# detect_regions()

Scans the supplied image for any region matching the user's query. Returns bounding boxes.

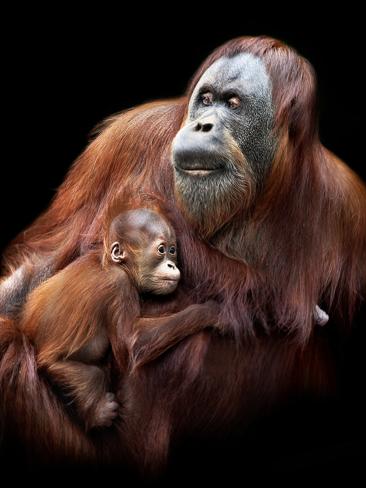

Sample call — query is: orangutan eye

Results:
[168,246,176,255]
[227,96,241,109]
[157,244,166,255]
[201,92,213,106]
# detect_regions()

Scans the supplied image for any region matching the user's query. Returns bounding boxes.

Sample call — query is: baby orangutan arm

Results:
[129,300,220,369]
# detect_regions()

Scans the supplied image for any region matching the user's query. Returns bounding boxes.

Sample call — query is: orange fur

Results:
[0,36,365,474]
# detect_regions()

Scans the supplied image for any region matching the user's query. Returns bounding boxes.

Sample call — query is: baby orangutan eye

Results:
[157,244,166,255]
[169,246,176,255]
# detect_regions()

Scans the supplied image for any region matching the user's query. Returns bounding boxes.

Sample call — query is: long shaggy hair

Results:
[1,36,365,471]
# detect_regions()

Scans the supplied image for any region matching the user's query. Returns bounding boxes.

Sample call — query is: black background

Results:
[1,6,365,483]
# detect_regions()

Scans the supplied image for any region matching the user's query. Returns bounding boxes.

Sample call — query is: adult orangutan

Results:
[0,36,365,479]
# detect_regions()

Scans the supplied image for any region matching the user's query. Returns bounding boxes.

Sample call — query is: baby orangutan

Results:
[20,209,220,430]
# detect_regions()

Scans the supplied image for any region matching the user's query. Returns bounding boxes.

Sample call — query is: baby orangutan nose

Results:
[165,261,180,280]
[156,259,180,295]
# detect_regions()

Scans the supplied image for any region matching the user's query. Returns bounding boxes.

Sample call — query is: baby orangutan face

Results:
[110,209,181,295]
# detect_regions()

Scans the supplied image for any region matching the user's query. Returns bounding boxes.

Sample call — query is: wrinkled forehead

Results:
[143,220,176,242]
[121,210,176,243]
[191,52,272,99]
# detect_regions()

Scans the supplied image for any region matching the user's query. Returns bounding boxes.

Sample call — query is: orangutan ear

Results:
[110,242,126,263]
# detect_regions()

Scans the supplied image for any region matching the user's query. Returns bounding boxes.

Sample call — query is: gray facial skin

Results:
[171,53,275,235]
